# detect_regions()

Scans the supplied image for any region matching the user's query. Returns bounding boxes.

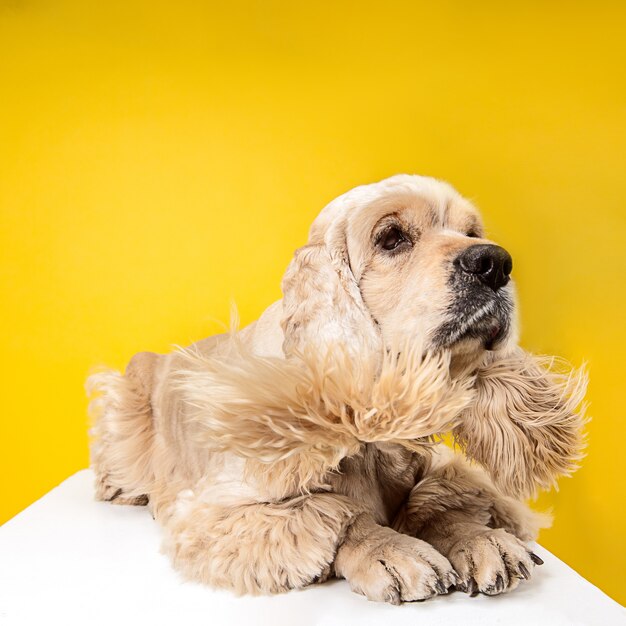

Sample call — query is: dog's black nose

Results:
[456,244,513,291]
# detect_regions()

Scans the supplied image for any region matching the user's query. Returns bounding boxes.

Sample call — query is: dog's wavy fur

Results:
[87,174,587,603]
[170,338,476,496]
[453,350,587,498]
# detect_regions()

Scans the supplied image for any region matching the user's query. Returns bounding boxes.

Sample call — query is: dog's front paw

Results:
[338,526,458,604]
[448,528,543,596]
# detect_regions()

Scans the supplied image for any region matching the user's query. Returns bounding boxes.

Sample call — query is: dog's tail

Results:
[86,352,158,505]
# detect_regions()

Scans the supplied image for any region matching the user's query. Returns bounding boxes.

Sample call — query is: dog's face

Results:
[346,179,516,360]
[284,175,517,364]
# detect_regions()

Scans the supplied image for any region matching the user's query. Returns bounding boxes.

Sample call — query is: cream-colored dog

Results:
[87,175,586,603]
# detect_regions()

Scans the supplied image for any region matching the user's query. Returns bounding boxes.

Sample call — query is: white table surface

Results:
[0,470,623,626]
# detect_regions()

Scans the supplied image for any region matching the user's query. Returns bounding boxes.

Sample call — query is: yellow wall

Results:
[1,0,625,605]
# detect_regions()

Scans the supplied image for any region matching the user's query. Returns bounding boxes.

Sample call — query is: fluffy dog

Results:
[87,174,587,603]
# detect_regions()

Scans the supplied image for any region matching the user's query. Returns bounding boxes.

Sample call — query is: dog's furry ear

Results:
[453,348,588,499]
[280,220,381,358]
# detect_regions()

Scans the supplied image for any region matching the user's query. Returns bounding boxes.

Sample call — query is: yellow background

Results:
[1,0,625,605]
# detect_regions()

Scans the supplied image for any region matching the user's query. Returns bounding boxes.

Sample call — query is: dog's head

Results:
[281,174,586,498]
[282,174,516,365]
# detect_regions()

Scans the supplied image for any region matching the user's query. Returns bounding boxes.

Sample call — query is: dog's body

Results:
[88,175,586,603]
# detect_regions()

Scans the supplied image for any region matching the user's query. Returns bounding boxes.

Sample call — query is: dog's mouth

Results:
[431,291,513,352]
[480,315,507,351]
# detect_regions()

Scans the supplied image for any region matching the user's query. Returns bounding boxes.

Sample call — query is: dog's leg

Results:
[393,446,549,596]
[160,486,457,602]
[161,489,361,595]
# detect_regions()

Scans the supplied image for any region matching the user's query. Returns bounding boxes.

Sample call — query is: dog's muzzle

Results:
[431,244,515,351]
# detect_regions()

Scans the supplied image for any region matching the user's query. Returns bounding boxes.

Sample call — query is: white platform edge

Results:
[1,470,624,626]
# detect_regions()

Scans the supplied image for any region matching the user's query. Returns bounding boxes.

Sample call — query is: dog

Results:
[87,174,587,603]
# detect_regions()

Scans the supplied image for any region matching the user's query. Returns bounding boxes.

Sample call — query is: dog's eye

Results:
[378,226,408,251]
[466,229,480,238]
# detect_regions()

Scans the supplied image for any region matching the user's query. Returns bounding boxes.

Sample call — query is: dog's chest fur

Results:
[329,443,427,525]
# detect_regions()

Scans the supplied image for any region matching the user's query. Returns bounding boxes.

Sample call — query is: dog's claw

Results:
[385,587,402,605]
[518,562,530,580]
[468,578,479,597]
[495,573,505,593]
[106,488,123,502]
[435,580,448,594]
[530,552,544,566]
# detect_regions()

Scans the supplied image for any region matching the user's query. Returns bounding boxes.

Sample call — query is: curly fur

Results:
[453,350,588,498]
[162,490,362,594]
[169,338,476,495]
[87,174,586,603]
[87,361,155,505]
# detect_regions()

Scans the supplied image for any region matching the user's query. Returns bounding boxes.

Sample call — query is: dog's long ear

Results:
[453,348,588,499]
[280,219,381,358]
